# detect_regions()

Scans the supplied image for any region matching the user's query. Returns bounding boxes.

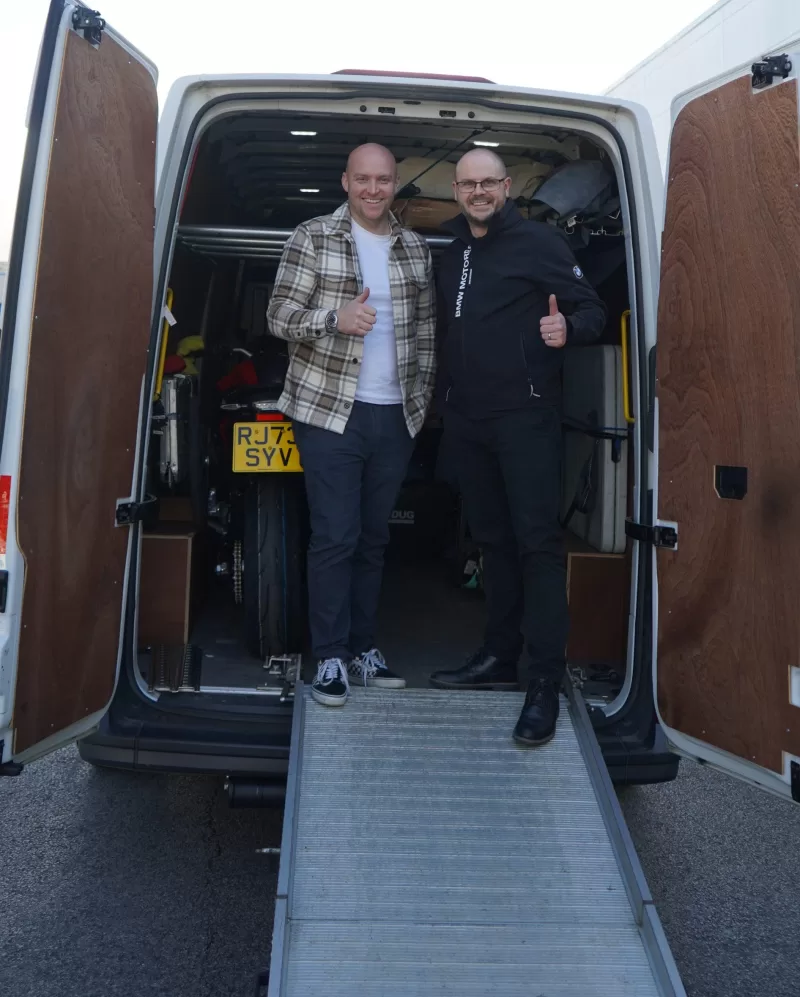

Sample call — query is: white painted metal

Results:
[607,0,800,165]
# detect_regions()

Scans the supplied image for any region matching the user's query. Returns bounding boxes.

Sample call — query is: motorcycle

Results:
[211,341,308,660]
[154,336,307,661]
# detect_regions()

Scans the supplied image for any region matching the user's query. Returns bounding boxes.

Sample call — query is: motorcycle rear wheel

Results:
[242,475,306,660]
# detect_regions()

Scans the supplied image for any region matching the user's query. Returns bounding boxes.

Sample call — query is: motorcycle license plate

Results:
[232,422,303,473]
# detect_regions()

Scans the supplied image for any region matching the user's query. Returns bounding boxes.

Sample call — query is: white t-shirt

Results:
[350,220,403,405]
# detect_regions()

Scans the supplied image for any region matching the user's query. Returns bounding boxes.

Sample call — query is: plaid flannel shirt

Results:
[267,202,436,436]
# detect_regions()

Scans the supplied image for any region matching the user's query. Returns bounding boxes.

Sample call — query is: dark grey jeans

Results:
[292,402,415,661]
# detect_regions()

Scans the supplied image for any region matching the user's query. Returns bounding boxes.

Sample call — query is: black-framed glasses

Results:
[454,177,507,193]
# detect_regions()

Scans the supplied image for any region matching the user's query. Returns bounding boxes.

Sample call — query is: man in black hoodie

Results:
[429,148,607,746]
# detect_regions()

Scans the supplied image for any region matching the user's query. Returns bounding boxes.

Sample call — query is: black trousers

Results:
[444,404,569,684]
[292,403,415,662]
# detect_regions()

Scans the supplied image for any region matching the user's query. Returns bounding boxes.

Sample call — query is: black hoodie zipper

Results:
[520,329,541,399]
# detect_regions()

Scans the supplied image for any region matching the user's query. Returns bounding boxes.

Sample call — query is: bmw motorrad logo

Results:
[573,265,584,279]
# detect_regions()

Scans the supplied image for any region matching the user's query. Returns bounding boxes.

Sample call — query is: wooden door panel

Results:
[13,28,156,753]
[656,75,800,772]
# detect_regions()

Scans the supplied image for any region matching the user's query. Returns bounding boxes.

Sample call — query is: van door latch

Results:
[751,54,791,90]
[72,8,106,45]
[115,495,159,527]
[625,519,678,550]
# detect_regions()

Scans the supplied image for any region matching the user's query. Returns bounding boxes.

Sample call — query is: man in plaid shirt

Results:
[268,143,436,707]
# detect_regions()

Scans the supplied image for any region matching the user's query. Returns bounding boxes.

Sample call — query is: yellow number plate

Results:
[232,422,303,473]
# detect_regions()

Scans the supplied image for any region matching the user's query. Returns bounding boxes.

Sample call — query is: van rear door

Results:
[654,52,800,802]
[0,1,157,767]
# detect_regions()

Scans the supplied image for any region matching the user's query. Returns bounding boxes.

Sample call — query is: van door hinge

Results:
[72,7,106,45]
[751,54,791,90]
[115,495,158,527]
[625,519,678,550]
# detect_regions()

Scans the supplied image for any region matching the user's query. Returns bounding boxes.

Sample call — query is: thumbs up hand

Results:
[336,287,377,336]
[540,294,567,348]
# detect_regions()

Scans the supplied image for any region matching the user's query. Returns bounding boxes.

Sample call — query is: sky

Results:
[0,0,718,262]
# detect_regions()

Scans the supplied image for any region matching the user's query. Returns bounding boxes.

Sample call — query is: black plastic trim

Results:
[78,733,678,784]
[78,698,679,784]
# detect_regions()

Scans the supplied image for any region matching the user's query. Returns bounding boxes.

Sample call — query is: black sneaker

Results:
[512,679,560,746]
[348,648,406,689]
[311,658,350,707]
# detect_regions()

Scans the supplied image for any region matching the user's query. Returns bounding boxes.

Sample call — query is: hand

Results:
[540,294,567,349]
[336,288,377,337]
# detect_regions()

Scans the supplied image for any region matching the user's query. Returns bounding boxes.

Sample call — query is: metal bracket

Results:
[752,54,792,90]
[260,653,301,700]
[791,761,800,804]
[115,494,159,527]
[625,519,678,550]
[72,7,106,45]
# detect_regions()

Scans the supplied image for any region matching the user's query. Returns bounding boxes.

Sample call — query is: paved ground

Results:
[0,749,282,997]
[1,748,799,997]
[619,761,800,997]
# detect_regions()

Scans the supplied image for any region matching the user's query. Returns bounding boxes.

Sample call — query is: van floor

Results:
[185,556,489,692]
[372,555,489,689]
[147,550,622,699]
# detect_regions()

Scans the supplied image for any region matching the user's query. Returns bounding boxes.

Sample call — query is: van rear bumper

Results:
[77,734,290,777]
[78,715,678,784]
[598,723,679,785]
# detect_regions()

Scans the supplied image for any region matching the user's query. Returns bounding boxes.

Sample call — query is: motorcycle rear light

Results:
[256,413,285,422]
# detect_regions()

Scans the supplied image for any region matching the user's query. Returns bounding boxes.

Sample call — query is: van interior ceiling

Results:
[136,109,634,709]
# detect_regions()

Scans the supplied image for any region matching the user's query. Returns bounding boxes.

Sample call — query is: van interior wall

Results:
[138,110,634,701]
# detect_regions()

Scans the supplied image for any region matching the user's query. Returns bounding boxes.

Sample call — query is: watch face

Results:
[326,310,337,330]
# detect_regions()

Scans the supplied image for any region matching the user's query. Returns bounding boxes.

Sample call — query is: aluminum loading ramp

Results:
[266,685,685,997]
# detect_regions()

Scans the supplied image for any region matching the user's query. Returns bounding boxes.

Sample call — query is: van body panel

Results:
[654,63,800,802]
[0,1,157,764]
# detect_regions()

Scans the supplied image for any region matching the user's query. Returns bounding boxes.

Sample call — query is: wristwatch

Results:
[325,309,338,333]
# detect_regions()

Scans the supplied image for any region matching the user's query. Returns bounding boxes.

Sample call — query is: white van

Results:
[1,0,798,821]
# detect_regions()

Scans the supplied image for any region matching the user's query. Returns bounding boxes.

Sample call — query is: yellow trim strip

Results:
[621,308,635,424]
[154,287,173,402]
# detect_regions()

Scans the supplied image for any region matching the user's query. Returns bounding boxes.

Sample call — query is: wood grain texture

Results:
[138,534,195,648]
[566,552,629,666]
[13,30,156,753]
[656,75,800,772]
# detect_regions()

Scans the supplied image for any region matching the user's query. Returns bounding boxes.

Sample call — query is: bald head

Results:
[342,143,398,234]
[346,143,397,177]
[452,148,511,237]
[455,147,507,180]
